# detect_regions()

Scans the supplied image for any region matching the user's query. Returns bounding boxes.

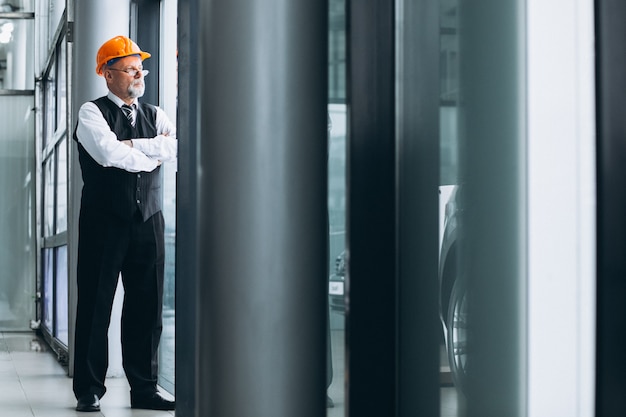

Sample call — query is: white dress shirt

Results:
[76,91,177,173]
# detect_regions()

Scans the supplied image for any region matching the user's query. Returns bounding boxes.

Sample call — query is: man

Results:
[72,35,176,412]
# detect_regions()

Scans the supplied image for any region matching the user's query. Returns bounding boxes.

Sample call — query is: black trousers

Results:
[73,208,165,400]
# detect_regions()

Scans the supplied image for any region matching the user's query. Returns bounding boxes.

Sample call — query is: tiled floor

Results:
[0,332,174,417]
[1,329,461,417]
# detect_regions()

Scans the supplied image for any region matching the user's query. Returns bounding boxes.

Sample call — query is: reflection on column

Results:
[327,0,346,414]
[327,103,346,416]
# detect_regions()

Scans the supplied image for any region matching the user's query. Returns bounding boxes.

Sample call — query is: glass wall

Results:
[0,94,36,330]
[156,0,178,393]
[38,7,69,354]
[0,5,36,331]
[0,20,34,90]
[0,0,33,12]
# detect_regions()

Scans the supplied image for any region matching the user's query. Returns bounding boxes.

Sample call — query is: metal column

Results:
[346,0,398,415]
[396,0,441,415]
[175,0,200,414]
[346,1,441,415]
[193,2,328,416]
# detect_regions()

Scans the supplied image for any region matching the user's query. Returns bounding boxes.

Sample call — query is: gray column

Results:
[175,0,200,414]
[68,0,130,377]
[396,0,441,415]
[194,1,328,416]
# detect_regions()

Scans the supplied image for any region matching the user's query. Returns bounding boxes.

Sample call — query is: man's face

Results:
[103,55,146,102]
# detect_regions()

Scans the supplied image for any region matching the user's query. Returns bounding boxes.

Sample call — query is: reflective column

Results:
[194,1,328,416]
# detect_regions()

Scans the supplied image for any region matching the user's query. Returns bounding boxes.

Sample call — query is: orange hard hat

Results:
[96,35,151,75]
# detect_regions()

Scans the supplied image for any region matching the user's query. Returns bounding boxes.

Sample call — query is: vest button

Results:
[137,174,141,178]
[136,199,141,204]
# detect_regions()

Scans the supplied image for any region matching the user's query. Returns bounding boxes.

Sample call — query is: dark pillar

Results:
[193,1,329,416]
[175,0,200,414]
[396,0,441,415]
[596,1,626,415]
[346,1,398,416]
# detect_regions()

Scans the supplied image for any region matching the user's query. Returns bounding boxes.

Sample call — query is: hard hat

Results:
[96,36,151,75]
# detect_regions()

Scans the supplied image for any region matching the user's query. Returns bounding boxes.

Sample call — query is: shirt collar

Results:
[107,91,138,109]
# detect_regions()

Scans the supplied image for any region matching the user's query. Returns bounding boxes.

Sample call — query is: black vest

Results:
[74,96,162,221]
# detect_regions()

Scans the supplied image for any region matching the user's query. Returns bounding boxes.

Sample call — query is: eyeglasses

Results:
[108,67,149,77]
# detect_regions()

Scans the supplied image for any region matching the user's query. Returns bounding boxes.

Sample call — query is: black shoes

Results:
[76,391,174,411]
[131,392,176,411]
[76,394,100,412]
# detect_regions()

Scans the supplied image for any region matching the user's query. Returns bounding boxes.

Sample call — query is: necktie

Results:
[122,104,136,127]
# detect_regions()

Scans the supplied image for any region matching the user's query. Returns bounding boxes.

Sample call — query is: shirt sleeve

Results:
[130,107,178,161]
[75,102,160,173]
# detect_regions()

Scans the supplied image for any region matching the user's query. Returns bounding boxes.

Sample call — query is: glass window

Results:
[43,154,54,237]
[47,0,64,46]
[161,150,176,391]
[327,103,346,415]
[55,245,68,345]
[157,0,178,393]
[328,0,346,103]
[0,19,34,90]
[56,41,66,129]
[0,95,35,331]
[56,137,67,233]
[43,62,56,148]
[160,217,175,389]
[327,0,346,414]
[38,30,68,348]
[42,248,53,332]
[439,0,459,187]
[0,1,34,13]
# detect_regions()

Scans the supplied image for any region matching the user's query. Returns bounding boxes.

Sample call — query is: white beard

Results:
[128,82,145,98]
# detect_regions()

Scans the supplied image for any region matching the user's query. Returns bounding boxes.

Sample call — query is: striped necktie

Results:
[122,104,136,127]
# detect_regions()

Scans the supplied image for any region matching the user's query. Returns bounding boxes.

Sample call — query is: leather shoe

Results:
[131,392,176,411]
[76,394,100,412]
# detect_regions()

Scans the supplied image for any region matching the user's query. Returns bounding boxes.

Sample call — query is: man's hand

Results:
[122,140,133,147]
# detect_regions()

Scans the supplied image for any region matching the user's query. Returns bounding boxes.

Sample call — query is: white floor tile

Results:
[1,328,458,417]
[0,332,175,417]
